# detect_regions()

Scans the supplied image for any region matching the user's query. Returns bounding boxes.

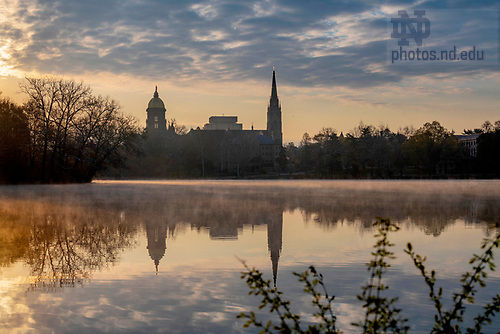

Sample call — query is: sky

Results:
[0,0,498,144]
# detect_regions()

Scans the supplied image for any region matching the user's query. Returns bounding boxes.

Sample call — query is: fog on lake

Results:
[0,180,499,333]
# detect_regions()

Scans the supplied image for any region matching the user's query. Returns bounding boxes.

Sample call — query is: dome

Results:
[147,86,165,109]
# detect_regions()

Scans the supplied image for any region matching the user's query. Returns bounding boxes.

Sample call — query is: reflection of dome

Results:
[148,86,165,109]
[148,248,166,266]
[146,222,168,273]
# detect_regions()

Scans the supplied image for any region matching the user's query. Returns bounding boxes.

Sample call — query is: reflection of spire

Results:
[146,220,168,273]
[267,212,283,288]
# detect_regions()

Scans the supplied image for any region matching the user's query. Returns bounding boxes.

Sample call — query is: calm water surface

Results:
[0,180,499,333]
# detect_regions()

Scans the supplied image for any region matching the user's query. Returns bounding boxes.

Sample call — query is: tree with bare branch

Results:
[20,77,139,183]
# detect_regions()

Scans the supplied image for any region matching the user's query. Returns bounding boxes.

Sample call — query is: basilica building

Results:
[144,70,284,173]
[145,86,167,134]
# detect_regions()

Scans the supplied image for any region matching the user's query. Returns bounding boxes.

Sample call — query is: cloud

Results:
[0,0,498,91]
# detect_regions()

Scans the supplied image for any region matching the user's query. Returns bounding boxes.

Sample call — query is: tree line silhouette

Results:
[284,120,500,179]
[0,77,138,184]
[116,119,500,179]
[1,78,500,183]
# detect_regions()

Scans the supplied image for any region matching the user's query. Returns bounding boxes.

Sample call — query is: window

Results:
[154,116,158,122]
[154,123,158,129]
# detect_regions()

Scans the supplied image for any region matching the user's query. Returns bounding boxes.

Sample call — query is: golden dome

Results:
[147,86,165,109]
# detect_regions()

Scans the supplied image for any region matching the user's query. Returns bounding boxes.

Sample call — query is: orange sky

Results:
[0,1,498,143]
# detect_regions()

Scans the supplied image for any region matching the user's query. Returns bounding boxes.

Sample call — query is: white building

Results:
[455,134,480,157]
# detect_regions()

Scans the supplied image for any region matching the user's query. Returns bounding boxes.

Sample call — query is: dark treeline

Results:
[285,120,500,178]
[0,78,139,184]
[118,126,277,179]
[2,78,500,183]
[110,119,500,179]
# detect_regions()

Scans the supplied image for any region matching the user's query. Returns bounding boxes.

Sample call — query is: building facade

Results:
[455,134,480,157]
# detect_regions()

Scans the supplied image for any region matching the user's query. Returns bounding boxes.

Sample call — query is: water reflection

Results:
[144,203,283,285]
[0,180,499,333]
[0,195,137,292]
[146,218,173,273]
[1,181,500,287]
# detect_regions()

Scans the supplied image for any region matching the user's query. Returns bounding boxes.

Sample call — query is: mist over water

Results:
[0,180,499,333]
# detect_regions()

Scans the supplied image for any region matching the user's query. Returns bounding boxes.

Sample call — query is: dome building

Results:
[146,86,167,135]
[143,69,283,174]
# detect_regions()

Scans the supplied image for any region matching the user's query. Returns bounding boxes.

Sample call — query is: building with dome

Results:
[146,86,167,135]
[143,69,283,173]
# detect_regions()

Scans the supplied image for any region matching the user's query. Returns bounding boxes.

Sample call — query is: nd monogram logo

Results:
[391,10,430,46]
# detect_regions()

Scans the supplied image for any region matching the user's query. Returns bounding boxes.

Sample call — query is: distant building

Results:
[145,86,167,135]
[191,69,284,171]
[456,134,480,157]
[200,69,283,144]
[144,69,284,173]
[204,116,243,130]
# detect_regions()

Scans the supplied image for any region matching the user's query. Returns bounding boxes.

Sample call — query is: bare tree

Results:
[20,77,139,183]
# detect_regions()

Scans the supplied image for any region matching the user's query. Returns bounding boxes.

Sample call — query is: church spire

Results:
[154,85,159,98]
[270,68,278,102]
[267,68,283,146]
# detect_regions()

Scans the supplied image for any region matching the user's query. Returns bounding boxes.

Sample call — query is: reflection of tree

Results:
[26,218,90,291]
[1,181,499,290]
[294,190,500,236]
[0,212,30,269]
[176,184,500,237]
[25,215,135,292]
[24,215,135,292]
[0,198,136,292]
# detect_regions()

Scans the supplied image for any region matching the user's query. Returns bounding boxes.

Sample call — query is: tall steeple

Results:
[271,67,278,102]
[267,68,282,146]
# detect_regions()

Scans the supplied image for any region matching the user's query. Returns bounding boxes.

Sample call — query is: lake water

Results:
[0,180,499,333]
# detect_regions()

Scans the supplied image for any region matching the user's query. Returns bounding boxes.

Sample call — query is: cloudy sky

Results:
[0,0,498,143]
